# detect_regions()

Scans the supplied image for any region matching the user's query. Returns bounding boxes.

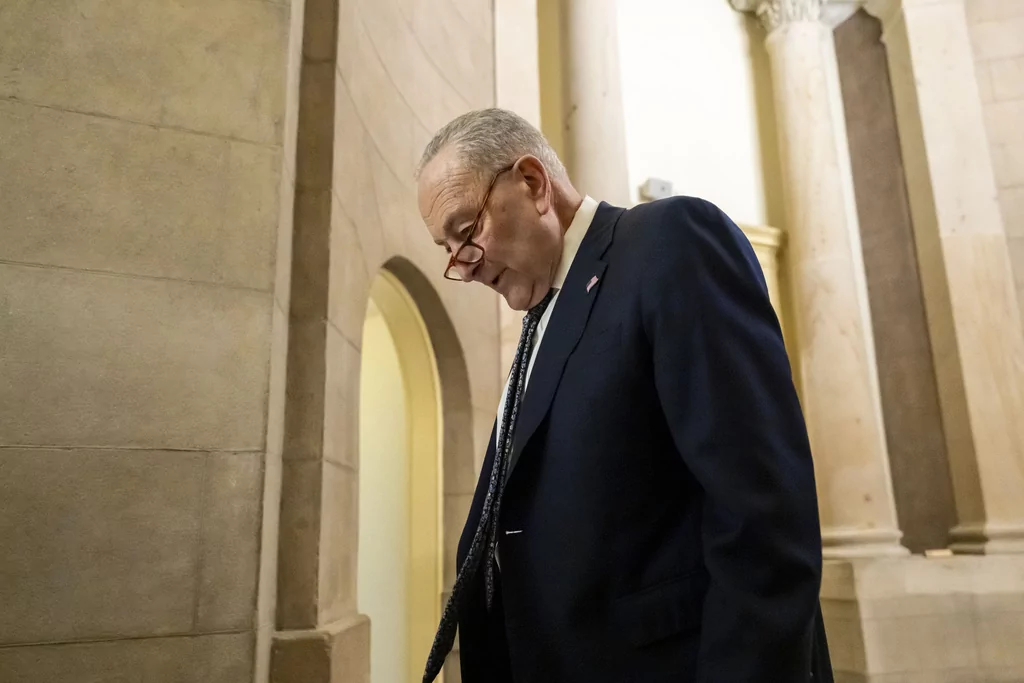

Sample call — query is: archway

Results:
[358,269,444,683]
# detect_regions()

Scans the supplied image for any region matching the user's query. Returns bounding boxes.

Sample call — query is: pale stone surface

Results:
[270,616,370,683]
[271,630,330,683]
[990,56,1024,100]
[739,1,905,557]
[1,0,287,679]
[822,556,1024,679]
[358,0,471,134]
[255,434,284,680]
[318,461,360,625]
[197,452,264,632]
[967,0,1024,338]
[336,13,419,181]
[282,318,329,463]
[462,334,502,418]
[495,0,542,127]
[267,300,291,466]
[0,449,264,644]
[983,100,1024,145]
[0,0,287,145]
[276,459,324,630]
[282,0,304,186]
[559,0,632,206]
[991,142,1024,186]
[323,327,362,471]
[872,0,1024,552]
[332,77,387,269]
[0,632,255,683]
[328,200,372,350]
[0,449,203,644]
[0,263,272,450]
[1004,187,1024,237]
[967,0,1024,21]
[968,15,1024,61]
[443,406,483,496]
[443,493,475,588]
[0,99,279,290]
[258,0,301,674]
[368,142,421,260]
[405,0,494,108]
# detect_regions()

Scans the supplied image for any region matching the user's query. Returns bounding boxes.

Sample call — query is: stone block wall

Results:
[968,0,1024,329]
[270,0,501,681]
[0,0,290,680]
[823,556,1024,682]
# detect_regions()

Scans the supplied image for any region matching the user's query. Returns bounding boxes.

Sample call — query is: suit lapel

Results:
[505,202,624,482]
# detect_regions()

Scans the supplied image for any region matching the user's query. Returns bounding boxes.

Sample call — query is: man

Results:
[416,108,831,683]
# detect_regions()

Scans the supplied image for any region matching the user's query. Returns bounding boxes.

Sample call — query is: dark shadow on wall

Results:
[834,10,956,554]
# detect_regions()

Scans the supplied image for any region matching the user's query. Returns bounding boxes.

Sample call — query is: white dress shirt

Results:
[494,195,600,450]
[494,195,599,568]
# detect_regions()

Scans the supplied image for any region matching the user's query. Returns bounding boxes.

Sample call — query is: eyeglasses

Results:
[443,165,514,281]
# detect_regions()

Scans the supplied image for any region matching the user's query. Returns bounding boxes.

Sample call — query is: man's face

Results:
[417,148,562,311]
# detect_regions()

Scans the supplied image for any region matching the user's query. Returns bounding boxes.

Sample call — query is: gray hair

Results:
[415,108,568,184]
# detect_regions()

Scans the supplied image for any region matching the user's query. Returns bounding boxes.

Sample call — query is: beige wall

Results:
[968,0,1024,328]
[0,0,289,680]
[270,0,500,681]
[0,0,500,681]
[538,0,568,163]
[615,0,784,227]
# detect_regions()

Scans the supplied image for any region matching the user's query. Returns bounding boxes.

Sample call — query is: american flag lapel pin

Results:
[586,275,599,293]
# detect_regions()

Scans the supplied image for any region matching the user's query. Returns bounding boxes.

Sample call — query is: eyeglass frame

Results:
[443,163,516,281]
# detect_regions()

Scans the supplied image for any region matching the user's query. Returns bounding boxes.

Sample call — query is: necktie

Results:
[421,289,556,683]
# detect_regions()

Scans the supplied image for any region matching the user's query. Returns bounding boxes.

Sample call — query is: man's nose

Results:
[455,259,481,282]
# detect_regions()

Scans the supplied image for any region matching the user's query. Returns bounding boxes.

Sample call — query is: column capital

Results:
[731,0,863,32]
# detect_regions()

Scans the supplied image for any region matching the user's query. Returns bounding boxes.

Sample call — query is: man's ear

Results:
[513,155,552,214]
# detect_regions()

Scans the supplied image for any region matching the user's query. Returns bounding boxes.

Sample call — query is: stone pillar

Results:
[866,0,1024,554]
[731,0,905,558]
[558,0,631,206]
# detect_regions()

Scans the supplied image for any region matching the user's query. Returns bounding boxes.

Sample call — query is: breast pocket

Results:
[611,571,708,648]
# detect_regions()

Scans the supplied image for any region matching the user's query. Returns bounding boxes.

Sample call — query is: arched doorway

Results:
[358,269,444,683]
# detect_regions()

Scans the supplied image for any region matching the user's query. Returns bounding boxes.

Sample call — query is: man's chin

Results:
[503,284,534,312]
[503,293,529,312]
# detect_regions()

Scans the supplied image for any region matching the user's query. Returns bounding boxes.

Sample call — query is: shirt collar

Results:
[553,195,600,289]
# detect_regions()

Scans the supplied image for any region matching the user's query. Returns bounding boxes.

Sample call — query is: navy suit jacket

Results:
[455,197,832,683]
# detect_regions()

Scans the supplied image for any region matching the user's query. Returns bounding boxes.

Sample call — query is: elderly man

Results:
[416,108,831,683]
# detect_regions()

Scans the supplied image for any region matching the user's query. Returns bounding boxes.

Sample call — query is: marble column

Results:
[866,0,1024,554]
[558,0,631,207]
[732,0,906,558]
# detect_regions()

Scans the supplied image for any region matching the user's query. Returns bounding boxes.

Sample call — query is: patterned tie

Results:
[421,288,556,683]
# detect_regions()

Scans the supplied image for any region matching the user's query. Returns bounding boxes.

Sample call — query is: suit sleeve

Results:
[641,198,823,682]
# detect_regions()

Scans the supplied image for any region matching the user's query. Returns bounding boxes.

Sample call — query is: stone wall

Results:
[834,10,955,554]
[0,0,290,680]
[0,0,502,680]
[968,0,1024,330]
[269,0,500,681]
